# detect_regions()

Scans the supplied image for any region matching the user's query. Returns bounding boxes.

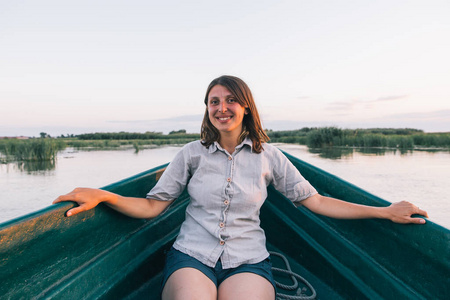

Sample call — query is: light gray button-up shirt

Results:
[147,138,317,269]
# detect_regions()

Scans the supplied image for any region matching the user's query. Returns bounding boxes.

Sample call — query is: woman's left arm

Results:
[301,194,429,224]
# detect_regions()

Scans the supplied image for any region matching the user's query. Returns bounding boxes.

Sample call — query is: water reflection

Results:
[308,147,354,159]
[308,147,417,159]
[2,144,449,228]
[16,159,56,173]
[356,148,397,156]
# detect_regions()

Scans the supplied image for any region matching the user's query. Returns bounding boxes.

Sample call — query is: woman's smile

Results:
[216,115,232,122]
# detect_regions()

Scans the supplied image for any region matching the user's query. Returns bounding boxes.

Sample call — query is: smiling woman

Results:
[52,75,428,300]
[200,75,269,154]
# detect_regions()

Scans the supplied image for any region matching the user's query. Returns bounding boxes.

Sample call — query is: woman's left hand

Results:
[386,201,429,224]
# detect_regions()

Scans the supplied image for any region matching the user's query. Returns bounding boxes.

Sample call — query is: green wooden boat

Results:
[1,151,449,299]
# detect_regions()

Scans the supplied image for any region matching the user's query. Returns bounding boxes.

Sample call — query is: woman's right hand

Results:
[53,188,116,217]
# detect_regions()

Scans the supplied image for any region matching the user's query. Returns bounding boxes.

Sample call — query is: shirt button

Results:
[224,200,230,205]
[227,178,231,183]
[220,241,225,245]
[219,222,225,228]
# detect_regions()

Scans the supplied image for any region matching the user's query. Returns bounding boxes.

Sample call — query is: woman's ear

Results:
[245,108,249,115]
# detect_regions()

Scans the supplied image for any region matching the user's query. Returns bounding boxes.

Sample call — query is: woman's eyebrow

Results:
[208,94,234,100]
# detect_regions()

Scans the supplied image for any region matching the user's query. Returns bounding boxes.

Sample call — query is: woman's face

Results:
[207,84,247,137]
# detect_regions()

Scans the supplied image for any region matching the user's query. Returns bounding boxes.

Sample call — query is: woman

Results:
[54,75,428,300]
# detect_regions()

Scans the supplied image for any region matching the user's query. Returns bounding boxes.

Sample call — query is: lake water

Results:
[1,144,449,229]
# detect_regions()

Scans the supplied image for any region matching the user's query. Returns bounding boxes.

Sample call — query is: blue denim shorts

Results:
[161,247,276,293]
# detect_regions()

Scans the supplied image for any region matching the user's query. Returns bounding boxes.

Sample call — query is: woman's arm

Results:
[301,194,428,224]
[53,187,173,219]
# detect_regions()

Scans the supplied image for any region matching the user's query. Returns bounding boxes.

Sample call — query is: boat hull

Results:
[1,151,449,299]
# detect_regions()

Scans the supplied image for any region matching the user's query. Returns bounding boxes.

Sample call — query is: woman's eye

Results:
[210,100,219,105]
[228,98,236,103]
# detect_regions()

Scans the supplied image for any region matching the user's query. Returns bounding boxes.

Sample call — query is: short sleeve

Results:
[269,146,317,206]
[146,144,192,201]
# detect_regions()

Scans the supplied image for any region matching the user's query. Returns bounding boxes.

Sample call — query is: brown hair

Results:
[201,75,269,153]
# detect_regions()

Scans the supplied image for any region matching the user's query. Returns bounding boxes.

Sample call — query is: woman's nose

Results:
[219,101,227,112]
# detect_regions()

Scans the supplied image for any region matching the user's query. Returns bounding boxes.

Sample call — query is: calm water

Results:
[1,144,449,229]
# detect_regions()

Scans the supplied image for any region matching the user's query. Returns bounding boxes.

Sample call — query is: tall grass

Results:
[0,139,65,162]
[1,128,448,164]
[306,127,343,148]
[301,127,450,149]
[412,133,450,148]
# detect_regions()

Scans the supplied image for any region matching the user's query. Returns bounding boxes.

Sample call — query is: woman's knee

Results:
[218,272,275,300]
[162,267,217,300]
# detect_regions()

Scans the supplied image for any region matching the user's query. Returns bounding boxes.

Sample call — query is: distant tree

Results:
[40,132,47,138]
[169,129,187,135]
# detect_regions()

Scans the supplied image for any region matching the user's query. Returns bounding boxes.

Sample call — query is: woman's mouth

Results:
[216,115,233,123]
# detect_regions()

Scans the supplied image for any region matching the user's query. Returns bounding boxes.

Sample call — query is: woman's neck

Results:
[219,132,240,154]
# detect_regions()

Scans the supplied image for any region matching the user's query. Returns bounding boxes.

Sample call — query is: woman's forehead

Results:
[208,84,233,98]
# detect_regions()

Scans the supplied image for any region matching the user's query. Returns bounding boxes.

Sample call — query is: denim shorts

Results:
[161,247,276,293]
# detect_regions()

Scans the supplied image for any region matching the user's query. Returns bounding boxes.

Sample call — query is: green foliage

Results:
[0,138,64,162]
[169,129,187,135]
[267,128,310,144]
[64,130,200,151]
[1,128,448,164]
[76,131,200,140]
[266,127,449,150]
[412,133,450,148]
[306,127,344,148]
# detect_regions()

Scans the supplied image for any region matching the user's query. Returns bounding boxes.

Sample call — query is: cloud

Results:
[325,94,409,112]
[361,109,450,132]
[265,109,450,133]
[324,100,358,114]
[263,119,334,131]
[107,114,204,124]
[106,114,204,133]
[383,109,450,122]
[370,95,409,103]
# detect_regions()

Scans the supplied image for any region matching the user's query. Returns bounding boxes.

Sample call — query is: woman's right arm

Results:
[53,187,173,219]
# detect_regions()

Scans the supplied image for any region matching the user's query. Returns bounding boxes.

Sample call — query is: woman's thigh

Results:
[218,272,275,300]
[162,267,217,300]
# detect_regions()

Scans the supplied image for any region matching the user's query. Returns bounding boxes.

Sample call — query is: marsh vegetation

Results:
[267,127,450,150]
[0,138,65,162]
[1,128,449,166]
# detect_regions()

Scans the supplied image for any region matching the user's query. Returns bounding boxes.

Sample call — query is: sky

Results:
[1,0,449,137]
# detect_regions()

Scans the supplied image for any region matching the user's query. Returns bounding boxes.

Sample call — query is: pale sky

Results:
[1,0,449,137]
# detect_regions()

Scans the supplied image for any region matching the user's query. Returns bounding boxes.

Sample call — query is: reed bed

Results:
[0,139,65,162]
[305,128,450,149]
[268,127,450,149]
[1,128,448,165]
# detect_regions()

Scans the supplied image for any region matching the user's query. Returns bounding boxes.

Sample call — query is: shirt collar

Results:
[208,137,253,154]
